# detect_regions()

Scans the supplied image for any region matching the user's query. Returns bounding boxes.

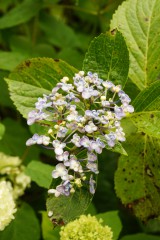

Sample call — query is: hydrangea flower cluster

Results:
[59,214,113,240]
[26,71,134,197]
[0,153,31,199]
[0,153,31,231]
[0,180,17,231]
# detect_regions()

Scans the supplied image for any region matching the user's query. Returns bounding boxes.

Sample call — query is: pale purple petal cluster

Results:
[26,71,134,197]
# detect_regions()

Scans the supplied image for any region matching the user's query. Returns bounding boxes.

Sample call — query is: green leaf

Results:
[39,13,80,48]
[5,57,77,118]
[83,31,129,87]
[106,142,128,156]
[0,0,43,29]
[84,202,97,215]
[142,217,160,234]
[46,184,92,224]
[130,81,160,138]
[115,132,160,221]
[133,81,160,112]
[123,78,140,102]
[94,150,119,213]
[110,0,160,90]
[10,36,56,58]
[0,202,40,240]
[41,211,60,240]
[120,233,160,240]
[96,211,122,240]
[131,112,160,138]
[25,161,53,189]
[0,118,39,164]
[0,51,27,71]
[0,123,5,140]
[0,70,13,107]
[57,48,84,69]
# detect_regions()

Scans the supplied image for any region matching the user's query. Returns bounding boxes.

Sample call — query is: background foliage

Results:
[0,0,160,239]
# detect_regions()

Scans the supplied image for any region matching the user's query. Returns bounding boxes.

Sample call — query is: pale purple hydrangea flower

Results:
[26,71,134,197]
[27,110,49,125]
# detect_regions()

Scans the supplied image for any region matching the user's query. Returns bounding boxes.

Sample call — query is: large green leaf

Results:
[25,161,53,189]
[130,81,160,138]
[96,211,122,240]
[131,112,160,138]
[0,202,40,240]
[133,81,160,112]
[46,183,92,224]
[110,0,160,90]
[115,132,160,221]
[0,0,43,29]
[83,31,129,87]
[5,58,77,118]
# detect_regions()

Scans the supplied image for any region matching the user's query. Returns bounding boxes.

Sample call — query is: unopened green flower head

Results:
[60,214,113,240]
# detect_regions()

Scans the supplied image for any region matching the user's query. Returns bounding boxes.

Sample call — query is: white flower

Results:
[56,151,69,161]
[52,140,66,155]
[118,90,131,103]
[52,163,68,180]
[105,132,116,147]
[87,152,97,162]
[26,134,50,146]
[86,162,99,174]
[37,135,50,145]
[57,126,68,138]
[101,100,110,107]
[61,76,69,83]
[35,97,52,110]
[90,139,105,154]
[85,121,97,133]
[115,128,126,142]
[102,81,114,89]
[114,106,125,120]
[0,181,17,231]
[48,188,61,197]
[69,159,83,172]
[27,110,49,125]
[89,175,96,194]
[82,87,99,99]
[61,83,74,92]
[122,103,134,113]
[71,134,81,147]
[80,136,91,149]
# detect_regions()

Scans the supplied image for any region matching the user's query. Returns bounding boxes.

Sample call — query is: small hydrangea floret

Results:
[26,71,134,197]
